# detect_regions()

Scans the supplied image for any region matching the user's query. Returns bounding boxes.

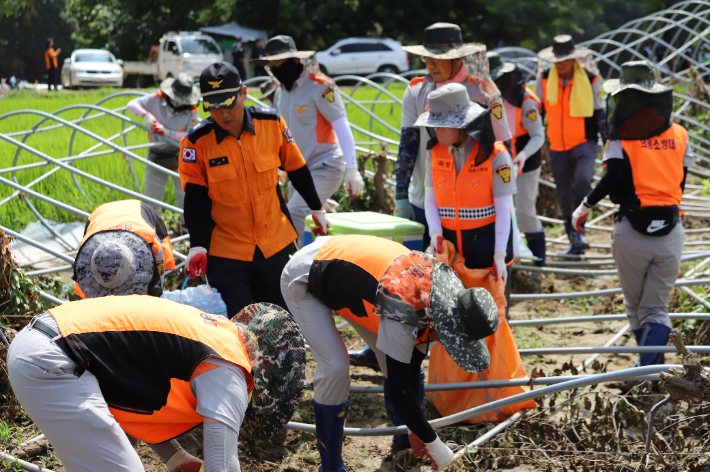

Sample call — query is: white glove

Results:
[430,230,445,254]
[424,436,455,471]
[143,112,158,130]
[572,198,592,233]
[394,199,415,220]
[493,250,507,285]
[185,247,208,277]
[311,209,331,237]
[513,149,528,169]
[166,450,202,472]
[343,167,365,198]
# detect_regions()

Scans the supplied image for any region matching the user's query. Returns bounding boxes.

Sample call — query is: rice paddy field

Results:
[0,82,406,231]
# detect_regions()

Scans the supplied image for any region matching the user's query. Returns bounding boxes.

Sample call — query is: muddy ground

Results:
[2,171,710,471]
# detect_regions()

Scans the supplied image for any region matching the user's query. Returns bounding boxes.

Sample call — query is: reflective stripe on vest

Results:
[542,70,597,152]
[49,295,253,443]
[309,235,409,333]
[74,200,175,297]
[620,123,687,207]
[432,141,506,232]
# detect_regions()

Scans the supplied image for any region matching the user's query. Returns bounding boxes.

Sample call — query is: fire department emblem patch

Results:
[322,88,335,103]
[490,103,503,120]
[284,127,294,143]
[526,110,537,122]
[495,164,511,183]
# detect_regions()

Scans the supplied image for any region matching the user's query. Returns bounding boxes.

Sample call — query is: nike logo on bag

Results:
[647,220,669,233]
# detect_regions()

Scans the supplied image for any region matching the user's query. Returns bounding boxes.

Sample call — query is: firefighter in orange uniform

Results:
[180,62,329,318]
[281,234,497,471]
[45,38,61,91]
[572,61,693,368]
[7,297,304,472]
[73,199,175,299]
[535,35,606,255]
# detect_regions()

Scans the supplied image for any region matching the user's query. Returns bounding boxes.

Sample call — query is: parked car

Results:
[61,49,124,88]
[315,38,410,76]
[123,32,223,86]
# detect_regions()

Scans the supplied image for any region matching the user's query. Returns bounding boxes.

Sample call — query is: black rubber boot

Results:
[524,230,547,267]
[348,345,380,371]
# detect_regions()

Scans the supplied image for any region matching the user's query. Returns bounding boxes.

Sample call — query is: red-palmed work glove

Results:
[185,247,207,277]
[166,450,203,472]
[429,230,445,255]
[409,432,427,458]
[151,120,167,136]
[572,198,592,234]
[311,209,331,237]
[410,435,454,471]
[493,250,507,285]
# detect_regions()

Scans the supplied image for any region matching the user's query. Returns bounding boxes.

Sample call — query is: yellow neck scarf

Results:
[546,60,594,118]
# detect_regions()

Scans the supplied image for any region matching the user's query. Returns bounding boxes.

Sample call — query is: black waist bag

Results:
[622,205,679,236]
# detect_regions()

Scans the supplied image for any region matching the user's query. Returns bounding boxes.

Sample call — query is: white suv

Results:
[316,38,410,76]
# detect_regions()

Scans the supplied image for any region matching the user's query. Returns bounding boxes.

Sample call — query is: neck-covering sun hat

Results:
[232,303,306,441]
[74,231,157,298]
[199,62,242,112]
[487,51,516,81]
[251,35,315,65]
[605,61,674,141]
[488,52,526,108]
[537,35,593,64]
[374,252,497,373]
[414,83,497,166]
[401,23,485,59]
[160,72,200,106]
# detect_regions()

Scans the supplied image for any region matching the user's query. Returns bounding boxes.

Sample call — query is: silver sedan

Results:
[61,49,124,88]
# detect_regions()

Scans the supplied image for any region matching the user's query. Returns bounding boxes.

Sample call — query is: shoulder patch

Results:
[408,76,425,87]
[182,147,197,163]
[186,117,214,144]
[321,88,335,103]
[490,102,503,120]
[249,106,280,121]
[495,164,512,184]
[525,109,537,122]
[308,73,334,86]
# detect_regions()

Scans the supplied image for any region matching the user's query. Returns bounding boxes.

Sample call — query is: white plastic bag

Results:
[161,284,228,317]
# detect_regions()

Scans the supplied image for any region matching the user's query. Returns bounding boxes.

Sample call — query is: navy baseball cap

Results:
[200,62,242,112]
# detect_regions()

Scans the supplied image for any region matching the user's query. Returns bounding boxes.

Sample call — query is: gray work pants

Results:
[287,163,344,247]
[549,141,598,222]
[514,167,543,233]
[612,217,683,330]
[145,149,185,213]
[280,236,388,405]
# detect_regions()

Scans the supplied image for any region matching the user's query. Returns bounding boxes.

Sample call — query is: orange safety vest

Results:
[45,48,58,69]
[512,88,543,174]
[620,123,687,208]
[74,200,175,298]
[308,235,409,333]
[49,295,253,444]
[541,68,599,152]
[431,141,508,251]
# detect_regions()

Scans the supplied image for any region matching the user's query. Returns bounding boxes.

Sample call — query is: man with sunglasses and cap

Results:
[571,61,693,370]
[128,73,200,215]
[179,62,328,318]
[535,35,606,255]
[281,234,497,471]
[488,52,546,271]
[252,35,365,247]
[354,22,512,373]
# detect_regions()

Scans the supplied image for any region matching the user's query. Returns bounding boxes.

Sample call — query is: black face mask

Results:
[494,67,525,108]
[271,59,303,91]
[166,96,191,113]
[607,89,673,140]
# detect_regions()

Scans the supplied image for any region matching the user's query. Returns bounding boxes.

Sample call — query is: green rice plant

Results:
[0,419,16,443]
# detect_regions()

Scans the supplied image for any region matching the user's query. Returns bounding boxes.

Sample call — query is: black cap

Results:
[199,62,242,112]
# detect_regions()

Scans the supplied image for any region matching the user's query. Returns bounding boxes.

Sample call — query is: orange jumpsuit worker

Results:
[535,35,606,255]
[73,199,176,299]
[45,38,61,91]
[572,61,693,369]
[7,297,304,472]
[180,62,329,318]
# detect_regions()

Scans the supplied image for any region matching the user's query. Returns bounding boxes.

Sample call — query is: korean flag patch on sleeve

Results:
[182,147,197,163]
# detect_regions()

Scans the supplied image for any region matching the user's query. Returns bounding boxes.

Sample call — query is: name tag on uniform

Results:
[435,158,453,171]
[209,157,229,167]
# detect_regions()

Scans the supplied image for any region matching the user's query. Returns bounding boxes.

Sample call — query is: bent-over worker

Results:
[281,234,497,471]
[572,61,692,368]
[180,62,329,317]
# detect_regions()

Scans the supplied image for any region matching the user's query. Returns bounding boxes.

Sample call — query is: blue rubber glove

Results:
[394,199,415,221]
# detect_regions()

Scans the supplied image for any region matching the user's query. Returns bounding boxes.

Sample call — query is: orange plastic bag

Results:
[427,241,535,423]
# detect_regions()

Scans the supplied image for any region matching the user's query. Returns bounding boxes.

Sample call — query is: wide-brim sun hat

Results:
[252,35,314,65]
[487,51,516,81]
[603,60,671,96]
[401,23,486,60]
[537,34,593,64]
[74,230,156,298]
[413,82,488,129]
[160,72,200,106]
[430,264,497,373]
[233,303,306,441]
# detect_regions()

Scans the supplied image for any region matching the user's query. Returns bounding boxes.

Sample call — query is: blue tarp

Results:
[199,22,268,42]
